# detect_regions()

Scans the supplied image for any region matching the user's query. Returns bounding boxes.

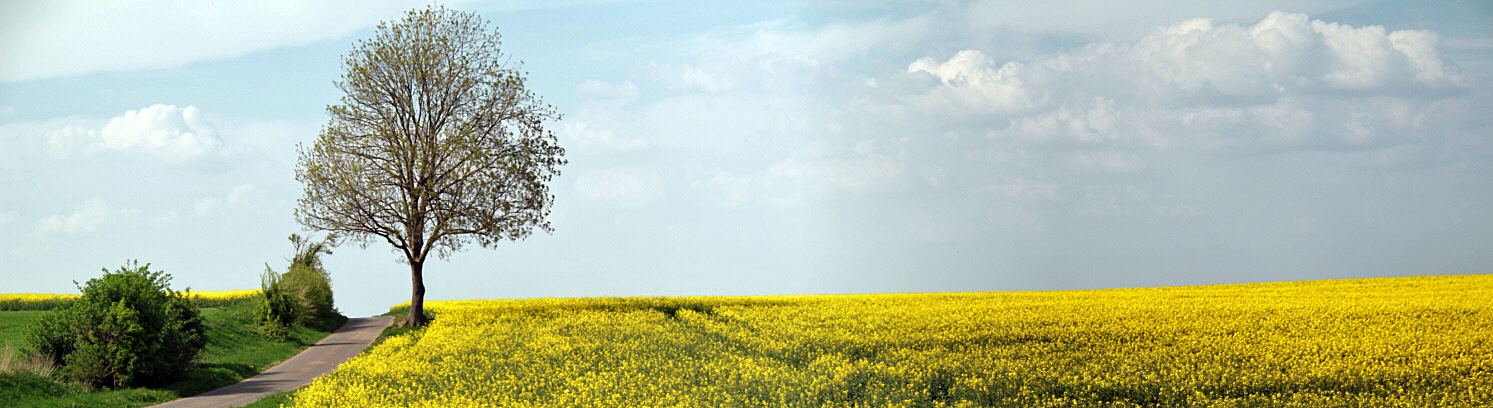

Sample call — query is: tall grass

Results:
[0,343,56,377]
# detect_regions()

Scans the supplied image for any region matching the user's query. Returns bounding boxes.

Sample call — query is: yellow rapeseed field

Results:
[0,293,80,311]
[180,289,261,300]
[0,290,259,310]
[291,275,1493,407]
[181,289,262,307]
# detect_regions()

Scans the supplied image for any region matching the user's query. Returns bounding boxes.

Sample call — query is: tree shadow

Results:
[163,362,255,397]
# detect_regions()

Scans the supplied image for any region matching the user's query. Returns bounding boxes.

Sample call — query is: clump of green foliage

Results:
[258,234,341,339]
[255,267,297,341]
[26,261,207,389]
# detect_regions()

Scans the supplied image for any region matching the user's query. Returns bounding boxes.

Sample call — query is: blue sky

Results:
[2,0,1490,317]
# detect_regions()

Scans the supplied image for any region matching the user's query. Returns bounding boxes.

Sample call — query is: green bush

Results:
[256,233,341,338]
[27,308,76,368]
[281,264,335,326]
[285,233,338,326]
[26,261,207,389]
[256,266,298,341]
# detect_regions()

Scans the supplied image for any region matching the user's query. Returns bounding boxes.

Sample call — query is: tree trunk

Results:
[402,259,428,328]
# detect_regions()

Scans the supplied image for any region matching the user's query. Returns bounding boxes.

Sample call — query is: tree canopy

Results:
[296,6,565,327]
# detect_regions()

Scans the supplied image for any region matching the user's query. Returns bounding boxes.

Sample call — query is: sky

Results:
[2,0,1490,317]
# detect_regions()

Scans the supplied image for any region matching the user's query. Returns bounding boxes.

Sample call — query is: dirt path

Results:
[148,316,394,408]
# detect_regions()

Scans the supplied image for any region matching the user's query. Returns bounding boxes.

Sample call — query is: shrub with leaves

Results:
[281,264,335,326]
[257,233,341,339]
[256,266,298,341]
[284,233,338,325]
[26,261,206,389]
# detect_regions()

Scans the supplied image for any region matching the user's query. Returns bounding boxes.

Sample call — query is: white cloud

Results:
[642,61,743,93]
[1004,96,1142,145]
[195,183,256,217]
[37,198,110,234]
[100,104,221,160]
[573,167,662,208]
[964,0,1366,42]
[737,15,935,64]
[45,104,222,160]
[559,121,647,152]
[46,125,92,157]
[912,12,1469,151]
[635,20,844,96]
[920,12,1466,106]
[908,50,1043,115]
[0,1,486,83]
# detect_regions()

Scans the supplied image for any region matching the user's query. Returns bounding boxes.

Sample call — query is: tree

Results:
[295,6,565,328]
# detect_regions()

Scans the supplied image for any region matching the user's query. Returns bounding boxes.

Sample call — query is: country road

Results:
[147,316,394,408]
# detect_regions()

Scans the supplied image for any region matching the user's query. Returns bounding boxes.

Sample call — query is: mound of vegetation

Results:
[258,233,342,340]
[27,261,206,389]
[2,235,348,408]
[3,296,341,407]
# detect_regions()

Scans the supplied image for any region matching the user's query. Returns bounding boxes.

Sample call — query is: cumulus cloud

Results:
[46,104,221,160]
[911,12,1468,152]
[37,198,110,234]
[907,50,1044,115]
[194,184,256,217]
[931,12,1465,103]
[45,125,92,157]
[101,105,221,159]
[573,167,663,208]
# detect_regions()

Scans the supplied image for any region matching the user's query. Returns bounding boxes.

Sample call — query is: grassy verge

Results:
[241,390,297,408]
[0,300,344,408]
[367,306,431,349]
[0,311,47,350]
